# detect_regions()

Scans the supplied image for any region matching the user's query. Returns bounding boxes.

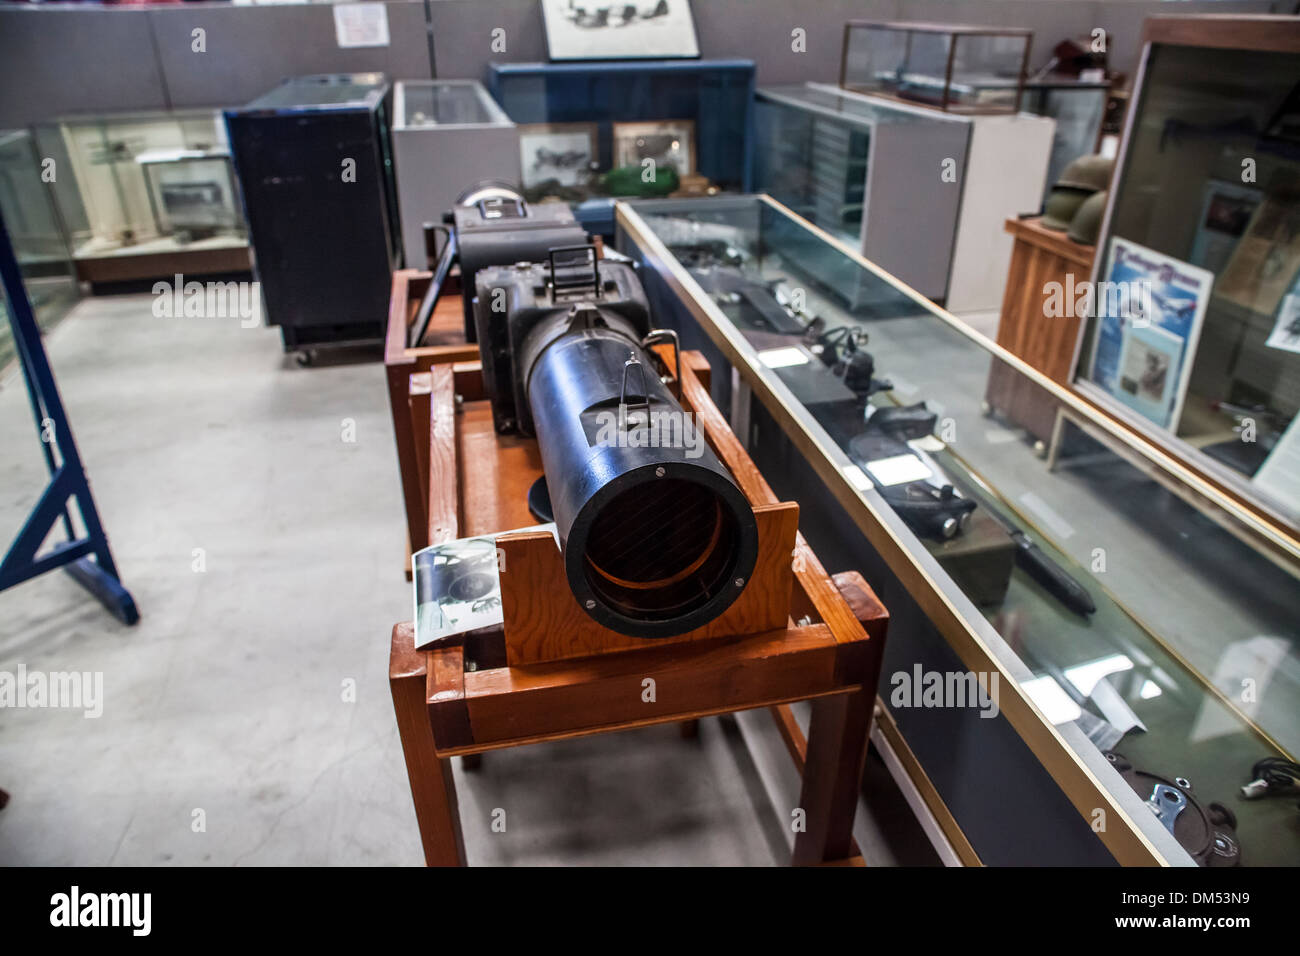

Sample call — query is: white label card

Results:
[334,3,390,49]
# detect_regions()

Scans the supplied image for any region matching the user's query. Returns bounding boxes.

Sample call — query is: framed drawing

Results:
[517,122,598,188]
[612,119,695,176]
[540,0,700,61]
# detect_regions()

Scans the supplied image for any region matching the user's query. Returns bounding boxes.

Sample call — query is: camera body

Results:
[453,195,587,342]
[472,251,652,435]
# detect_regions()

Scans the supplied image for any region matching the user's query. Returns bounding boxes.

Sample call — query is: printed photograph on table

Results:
[540,0,700,61]
[412,535,503,649]
[612,119,695,177]
[1087,236,1212,430]
[517,122,597,188]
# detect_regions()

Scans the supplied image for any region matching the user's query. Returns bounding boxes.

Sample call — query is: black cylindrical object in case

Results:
[523,319,758,639]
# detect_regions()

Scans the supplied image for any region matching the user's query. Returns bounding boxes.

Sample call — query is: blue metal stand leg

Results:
[0,209,139,626]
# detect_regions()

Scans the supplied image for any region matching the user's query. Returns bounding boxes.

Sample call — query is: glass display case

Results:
[391,80,519,268]
[486,59,753,210]
[0,129,78,368]
[1078,18,1300,529]
[840,21,1031,115]
[752,83,969,302]
[57,109,245,252]
[752,80,1054,312]
[1020,78,1111,201]
[32,109,248,285]
[618,194,1300,866]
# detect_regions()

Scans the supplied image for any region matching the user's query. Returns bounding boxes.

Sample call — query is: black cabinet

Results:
[225,73,400,353]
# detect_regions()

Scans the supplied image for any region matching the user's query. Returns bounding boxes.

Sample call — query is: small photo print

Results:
[413,536,503,649]
[518,122,597,188]
[613,120,695,177]
[1119,338,1170,401]
[1115,321,1183,423]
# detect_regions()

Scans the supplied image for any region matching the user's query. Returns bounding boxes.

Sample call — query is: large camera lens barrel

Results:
[524,321,758,638]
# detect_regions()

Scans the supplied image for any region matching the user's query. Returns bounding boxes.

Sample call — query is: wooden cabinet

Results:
[984,216,1096,446]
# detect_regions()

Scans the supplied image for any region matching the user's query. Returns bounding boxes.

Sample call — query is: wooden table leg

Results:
[390,623,467,867]
[792,687,874,866]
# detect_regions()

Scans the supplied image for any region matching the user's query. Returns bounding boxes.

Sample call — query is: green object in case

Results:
[602,164,680,198]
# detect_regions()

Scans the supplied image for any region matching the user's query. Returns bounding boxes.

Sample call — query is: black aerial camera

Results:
[433,186,759,640]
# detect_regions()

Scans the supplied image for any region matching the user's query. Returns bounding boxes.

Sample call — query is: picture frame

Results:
[517,122,598,188]
[1188,179,1261,275]
[1086,236,1213,431]
[1216,195,1300,316]
[612,119,696,177]
[540,0,701,62]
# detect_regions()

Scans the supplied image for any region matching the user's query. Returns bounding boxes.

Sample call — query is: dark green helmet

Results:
[1055,154,1114,192]
[1042,185,1091,231]
[1067,189,1108,245]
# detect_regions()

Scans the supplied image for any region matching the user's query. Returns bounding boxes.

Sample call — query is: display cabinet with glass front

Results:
[617,193,1300,866]
[1020,77,1111,201]
[752,84,969,302]
[45,109,248,283]
[753,78,1054,312]
[486,59,753,218]
[840,21,1031,115]
[391,80,519,268]
[1078,17,1300,532]
[0,129,78,368]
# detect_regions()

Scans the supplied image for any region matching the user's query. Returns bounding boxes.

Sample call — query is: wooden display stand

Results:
[984,216,1096,448]
[385,278,889,866]
[384,268,479,570]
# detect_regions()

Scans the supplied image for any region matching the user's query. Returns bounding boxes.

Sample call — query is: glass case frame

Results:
[839,21,1032,116]
[617,192,1300,866]
[1079,16,1300,537]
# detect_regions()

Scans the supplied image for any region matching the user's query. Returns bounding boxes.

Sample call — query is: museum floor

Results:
[0,294,936,866]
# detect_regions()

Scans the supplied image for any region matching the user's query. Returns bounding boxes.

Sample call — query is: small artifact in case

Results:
[1106,752,1242,866]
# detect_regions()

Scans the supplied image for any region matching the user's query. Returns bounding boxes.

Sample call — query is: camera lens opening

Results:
[582,477,742,624]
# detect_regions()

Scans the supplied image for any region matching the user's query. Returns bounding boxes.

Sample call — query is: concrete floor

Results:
[0,293,928,866]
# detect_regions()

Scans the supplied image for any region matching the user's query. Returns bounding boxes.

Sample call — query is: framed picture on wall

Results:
[517,122,598,188]
[540,0,700,61]
[612,119,695,176]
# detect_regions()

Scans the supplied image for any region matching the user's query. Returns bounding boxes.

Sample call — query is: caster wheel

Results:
[1033,439,1047,458]
[296,350,314,367]
[980,401,993,418]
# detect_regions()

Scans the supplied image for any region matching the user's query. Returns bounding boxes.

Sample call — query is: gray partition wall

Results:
[0,0,1282,128]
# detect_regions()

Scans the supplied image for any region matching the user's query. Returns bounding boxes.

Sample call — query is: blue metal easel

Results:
[0,209,138,625]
